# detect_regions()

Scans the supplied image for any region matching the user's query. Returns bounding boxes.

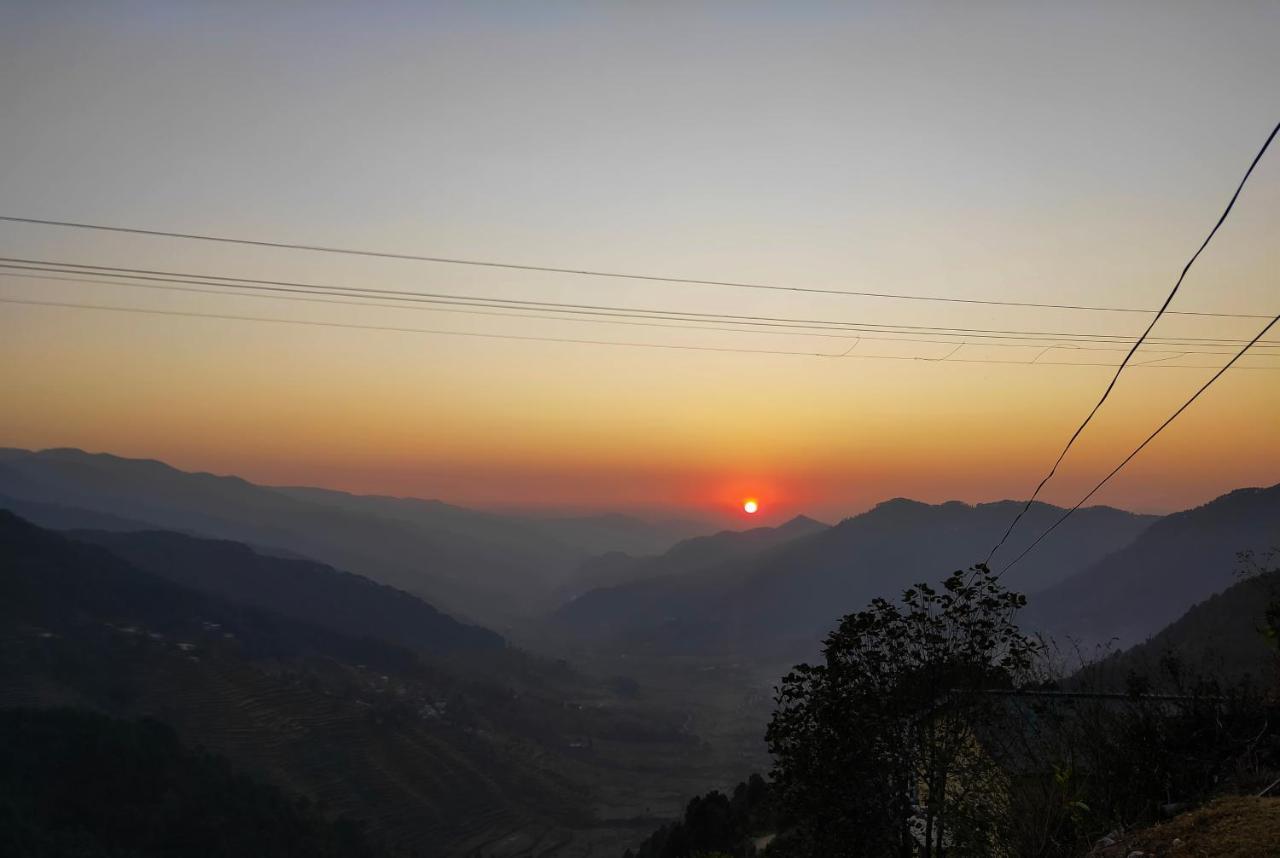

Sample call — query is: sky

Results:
[1,1,1277,525]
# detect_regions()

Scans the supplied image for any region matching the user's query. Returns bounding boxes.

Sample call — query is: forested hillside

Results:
[1026,485,1280,650]
[0,511,707,855]
[0,707,385,858]
[1083,565,1280,686]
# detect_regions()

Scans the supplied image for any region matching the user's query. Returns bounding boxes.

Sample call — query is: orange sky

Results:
[1,3,1277,525]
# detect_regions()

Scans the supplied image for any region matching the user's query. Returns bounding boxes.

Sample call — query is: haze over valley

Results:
[2,3,1279,856]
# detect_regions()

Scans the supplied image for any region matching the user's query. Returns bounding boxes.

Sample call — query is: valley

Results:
[3,448,1277,855]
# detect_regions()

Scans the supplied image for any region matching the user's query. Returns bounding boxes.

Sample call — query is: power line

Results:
[986,118,1280,565]
[4,295,1277,371]
[0,269,879,342]
[0,296,833,358]
[1000,309,1280,574]
[3,257,1275,350]
[6,269,1270,359]
[0,269,979,347]
[0,214,1269,321]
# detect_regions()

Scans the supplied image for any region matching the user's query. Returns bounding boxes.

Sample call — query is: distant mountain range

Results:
[0,447,712,627]
[554,514,829,605]
[5,445,1275,680]
[3,444,1277,855]
[550,498,1158,660]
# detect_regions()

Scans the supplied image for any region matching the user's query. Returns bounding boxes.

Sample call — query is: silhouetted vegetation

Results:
[994,667,1278,856]
[0,707,383,857]
[625,774,775,858]
[755,563,1280,856]
[767,565,1038,856]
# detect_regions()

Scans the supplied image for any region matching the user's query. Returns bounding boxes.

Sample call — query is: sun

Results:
[742,499,759,514]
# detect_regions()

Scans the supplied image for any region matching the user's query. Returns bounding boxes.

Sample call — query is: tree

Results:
[627,774,776,858]
[1240,549,1280,657]
[766,565,1038,857]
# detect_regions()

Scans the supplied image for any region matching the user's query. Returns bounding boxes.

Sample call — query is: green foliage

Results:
[766,565,1039,857]
[0,707,383,857]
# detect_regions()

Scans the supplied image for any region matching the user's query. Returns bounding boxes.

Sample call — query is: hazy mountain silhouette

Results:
[72,528,502,654]
[0,492,161,532]
[275,484,709,570]
[554,515,829,626]
[0,448,712,625]
[553,499,1155,659]
[1024,484,1280,651]
[514,511,717,558]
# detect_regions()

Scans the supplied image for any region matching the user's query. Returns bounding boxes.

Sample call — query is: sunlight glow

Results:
[743,499,759,514]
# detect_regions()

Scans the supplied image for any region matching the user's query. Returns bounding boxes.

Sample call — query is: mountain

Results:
[1025,484,1280,651]
[0,508,439,677]
[0,510,703,854]
[272,484,579,563]
[551,499,1156,660]
[555,516,830,626]
[1079,566,1280,687]
[278,488,709,559]
[0,447,642,624]
[516,512,717,559]
[0,493,160,532]
[0,707,386,858]
[71,528,502,655]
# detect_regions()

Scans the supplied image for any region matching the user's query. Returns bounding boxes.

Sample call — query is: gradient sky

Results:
[1,2,1277,524]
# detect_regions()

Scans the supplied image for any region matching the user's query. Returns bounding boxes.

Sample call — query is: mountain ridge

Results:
[1025,483,1280,650]
[552,496,1158,660]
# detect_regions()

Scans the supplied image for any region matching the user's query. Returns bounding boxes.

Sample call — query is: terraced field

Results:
[0,512,754,857]
[0,624,744,855]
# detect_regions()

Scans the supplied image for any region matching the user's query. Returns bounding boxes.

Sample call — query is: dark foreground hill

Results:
[1025,484,1280,651]
[1080,565,1280,688]
[0,511,702,855]
[0,707,385,858]
[551,498,1154,660]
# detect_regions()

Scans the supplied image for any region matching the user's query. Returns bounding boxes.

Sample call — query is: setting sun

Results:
[743,499,759,514]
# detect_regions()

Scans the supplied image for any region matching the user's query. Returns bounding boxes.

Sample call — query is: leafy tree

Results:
[627,773,775,858]
[766,565,1038,857]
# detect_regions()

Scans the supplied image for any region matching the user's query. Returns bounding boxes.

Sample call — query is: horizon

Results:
[2,2,1278,524]
[3,442,1258,527]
